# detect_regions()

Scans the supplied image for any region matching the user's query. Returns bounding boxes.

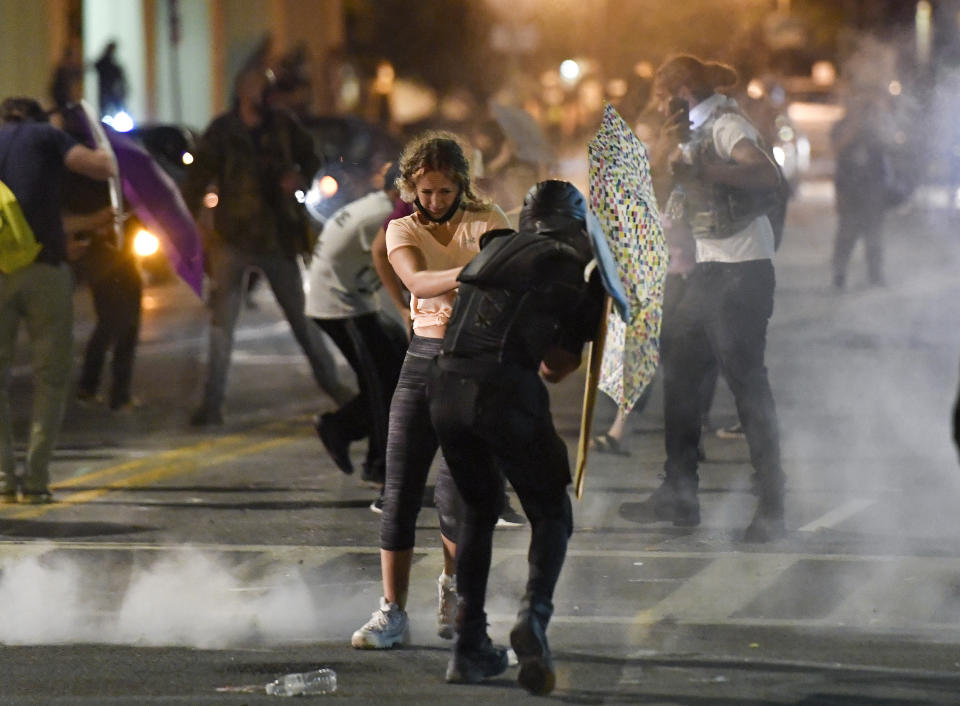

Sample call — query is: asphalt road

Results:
[2,181,960,704]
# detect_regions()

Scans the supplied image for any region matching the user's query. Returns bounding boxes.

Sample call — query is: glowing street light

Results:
[560,59,581,84]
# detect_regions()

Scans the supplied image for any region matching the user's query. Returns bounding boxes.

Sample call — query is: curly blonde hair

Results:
[395,130,489,211]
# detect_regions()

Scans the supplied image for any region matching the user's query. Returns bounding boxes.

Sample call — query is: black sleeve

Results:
[554,270,606,355]
[286,112,321,181]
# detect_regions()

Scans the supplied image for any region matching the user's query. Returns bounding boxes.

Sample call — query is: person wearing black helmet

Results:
[427,180,605,694]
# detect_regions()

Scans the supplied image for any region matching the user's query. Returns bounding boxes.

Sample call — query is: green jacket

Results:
[182,108,320,255]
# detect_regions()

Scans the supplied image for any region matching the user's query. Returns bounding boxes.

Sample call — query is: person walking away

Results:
[350,132,510,649]
[72,224,143,411]
[307,161,407,486]
[649,55,786,542]
[0,97,116,503]
[181,68,352,426]
[428,181,605,692]
[831,89,896,289]
[93,41,128,119]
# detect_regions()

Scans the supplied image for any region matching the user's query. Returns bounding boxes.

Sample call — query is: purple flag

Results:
[106,128,204,297]
[65,104,204,297]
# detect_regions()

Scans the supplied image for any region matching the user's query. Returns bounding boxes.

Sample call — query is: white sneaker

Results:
[437,572,459,640]
[715,422,746,440]
[351,596,409,649]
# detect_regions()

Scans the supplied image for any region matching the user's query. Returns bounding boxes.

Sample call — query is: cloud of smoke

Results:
[0,547,363,648]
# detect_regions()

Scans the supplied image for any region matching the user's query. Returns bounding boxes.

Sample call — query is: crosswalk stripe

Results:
[3,542,960,635]
[630,553,799,623]
[797,498,876,532]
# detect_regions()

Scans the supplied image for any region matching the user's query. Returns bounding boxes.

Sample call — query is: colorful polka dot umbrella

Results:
[575,103,667,496]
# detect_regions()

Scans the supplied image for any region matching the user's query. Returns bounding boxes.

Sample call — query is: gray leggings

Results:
[379,335,463,550]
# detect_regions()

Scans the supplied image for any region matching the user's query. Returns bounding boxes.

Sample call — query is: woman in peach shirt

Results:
[352,132,509,649]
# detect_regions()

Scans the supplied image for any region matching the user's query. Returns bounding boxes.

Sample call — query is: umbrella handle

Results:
[574,296,611,499]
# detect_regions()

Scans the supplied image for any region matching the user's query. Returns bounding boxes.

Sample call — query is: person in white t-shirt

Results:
[351,131,510,650]
[648,55,786,543]
[307,161,408,487]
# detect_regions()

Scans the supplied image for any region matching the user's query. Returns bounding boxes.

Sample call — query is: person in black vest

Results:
[427,180,605,694]
[649,55,786,543]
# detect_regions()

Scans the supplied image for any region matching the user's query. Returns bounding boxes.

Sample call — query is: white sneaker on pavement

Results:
[351,596,409,649]
[437,572,458,639]
[715,422,746,440]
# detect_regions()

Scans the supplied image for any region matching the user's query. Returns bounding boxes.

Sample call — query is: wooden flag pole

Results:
[573,295,611,499]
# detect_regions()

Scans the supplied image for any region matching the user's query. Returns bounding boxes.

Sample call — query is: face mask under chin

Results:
[415,190,462,224]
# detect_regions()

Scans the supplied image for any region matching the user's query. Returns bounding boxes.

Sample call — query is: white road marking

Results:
[797,498,877,532]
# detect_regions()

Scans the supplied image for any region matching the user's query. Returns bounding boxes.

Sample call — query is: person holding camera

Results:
[648,55,786,543]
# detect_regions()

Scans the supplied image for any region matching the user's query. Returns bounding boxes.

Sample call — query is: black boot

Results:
[648,476,677,521]
[648,475,699,527]
[510,598,555,695]
[743,493,785,543]
[445,617,509,684]
[314,413,353,475]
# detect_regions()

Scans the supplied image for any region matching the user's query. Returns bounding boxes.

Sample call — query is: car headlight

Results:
[133,229,160,257]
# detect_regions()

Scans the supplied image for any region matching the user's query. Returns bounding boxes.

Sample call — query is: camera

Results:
[668,97,691,141]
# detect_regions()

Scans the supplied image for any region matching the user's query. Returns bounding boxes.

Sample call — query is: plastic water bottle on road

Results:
[265,668,337,696]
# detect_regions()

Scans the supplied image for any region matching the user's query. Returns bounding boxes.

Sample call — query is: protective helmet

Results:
[519,180,586,234]
[519,180,591,257]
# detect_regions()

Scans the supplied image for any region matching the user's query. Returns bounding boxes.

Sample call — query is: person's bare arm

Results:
[63,145,117,181]
[372,226,412,327]
[387,244,463,299]
[698,138,780,190]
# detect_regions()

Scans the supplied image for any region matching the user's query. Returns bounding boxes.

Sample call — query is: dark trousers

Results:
[201,243,347,414]
[79,258,142,409]
[312,313,406,478]
[662,260,784,499]
[632,273,719,424]
[833,205,886,287]
[428,362,573,640]
[379,335,462,549]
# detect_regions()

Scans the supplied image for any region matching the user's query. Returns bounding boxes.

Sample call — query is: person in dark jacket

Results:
[181,68,351,426]
[93,41,128,118]
[831,90,896,289]
[0,97,116,503]
[427,180,605,694]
